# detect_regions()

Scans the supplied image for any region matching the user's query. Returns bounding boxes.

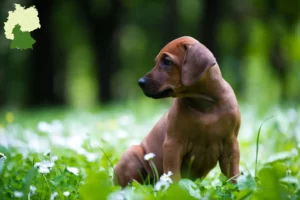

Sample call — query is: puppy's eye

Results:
[162,57,173,66]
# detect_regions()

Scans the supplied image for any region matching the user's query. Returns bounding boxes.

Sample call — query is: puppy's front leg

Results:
[219,137,240,182]
[163,138,183,182]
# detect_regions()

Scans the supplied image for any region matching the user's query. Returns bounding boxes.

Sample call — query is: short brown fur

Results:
[114,36,241,186]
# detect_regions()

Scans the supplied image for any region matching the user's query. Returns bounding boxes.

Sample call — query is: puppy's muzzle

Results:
[138,77,173,99]
[138,77,147,88]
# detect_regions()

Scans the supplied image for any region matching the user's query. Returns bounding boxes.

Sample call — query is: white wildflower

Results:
[51,156,58,162]
[107,190,126,200]
[144,153,155,161]
[281,176,299,184]
[266,148,298,163]
[51,120,64,133]
[116,129,127,139]
[154,180,171,192]
[63,191,70,197]
[34,160,55,168]
[85,152,98,162]
[38,166,50,174]
[30,185,36,194]
[0,152,6,158]
[287,108,297,122]
[154,171,173,192]
[67,167,79,176]
[0,153,7,164]
[34,159,55,174]
[76,147,98,162]
[43,149,51,156]
[37,121,50,132]
[211,179,221,187]
[38,120,63,134]
[34,162,40,168]
[118,115,134,126]
[14,191,23,198]
[50,192,58,200]
[160,171,173,183]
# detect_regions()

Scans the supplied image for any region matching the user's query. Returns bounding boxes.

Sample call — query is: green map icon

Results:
[10,24,36,50]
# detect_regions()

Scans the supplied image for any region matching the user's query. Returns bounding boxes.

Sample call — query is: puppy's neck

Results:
[181,96,216,112]
[178,65,226,112]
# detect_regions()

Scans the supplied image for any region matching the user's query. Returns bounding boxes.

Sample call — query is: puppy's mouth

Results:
[144,87,174,99]
[138,77,174,99]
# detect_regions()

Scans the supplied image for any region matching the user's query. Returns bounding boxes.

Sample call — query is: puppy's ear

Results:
[181,42,216,86]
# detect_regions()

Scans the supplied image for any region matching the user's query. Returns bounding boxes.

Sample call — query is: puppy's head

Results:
[138,36,216,99]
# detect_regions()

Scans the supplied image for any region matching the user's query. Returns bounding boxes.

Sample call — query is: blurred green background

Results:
[1,0,300,111]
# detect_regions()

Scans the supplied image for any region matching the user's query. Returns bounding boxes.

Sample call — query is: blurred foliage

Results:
[1,1,300,199]
[0,103,300,199]
[0,0,299,110]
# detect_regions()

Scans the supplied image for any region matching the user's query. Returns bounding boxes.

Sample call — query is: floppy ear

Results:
[181,43,216,86]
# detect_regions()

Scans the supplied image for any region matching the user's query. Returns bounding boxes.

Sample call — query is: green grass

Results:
[0,100,299,199]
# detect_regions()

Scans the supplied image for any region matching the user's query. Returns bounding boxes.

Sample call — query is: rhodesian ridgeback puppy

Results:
[114,36,240,187]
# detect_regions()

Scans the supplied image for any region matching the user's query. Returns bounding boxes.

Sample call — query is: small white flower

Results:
[160,171,173,183]
[51,120,64,133]
[37,121,50,132]
[51,156,58,162]
[50,192,58,200]
[211,179,221,187]
[144,153,155,160]
[38,166,50,174]
[85,152,98,162]
[44,160,55,168]
[107,190,126,200]
[63,191,70,197]
[34,162,40,168]
[67,167,79,176]
[116,129,128,139]
[35,160,55,168]
[154,180,171,192]
[34,159,55,174]
[14,191,23,198]
[0,153,6,164]
[286,169,292,176]
[154,171,173,191]
[43,149,51,156]
[30,185,36,194]
[0,152,6,159]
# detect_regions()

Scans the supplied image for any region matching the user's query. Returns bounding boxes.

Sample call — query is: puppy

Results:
[114,36,240,186]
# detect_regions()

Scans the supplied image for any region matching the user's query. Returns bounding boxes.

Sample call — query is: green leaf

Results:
[50,175,65,186]
[237,174,256,191]
[235,189,253,200]
[178,179,201,199]
[164,183,198,200]
[256,167,289,200]
[79,170,114,200]
[219,173,229,183]
[22,167,36,200]
[10,24,36,50]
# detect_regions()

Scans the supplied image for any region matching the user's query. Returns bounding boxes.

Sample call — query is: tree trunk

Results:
[200,0,221,58]
[267,0,288,102]
[0,62,4,107]
[79,0,123,104]
[28,0,65,106]
[162,0,179,44]
[0,0,8,107]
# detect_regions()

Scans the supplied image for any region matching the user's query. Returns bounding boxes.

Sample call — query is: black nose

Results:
[138,77,146,87]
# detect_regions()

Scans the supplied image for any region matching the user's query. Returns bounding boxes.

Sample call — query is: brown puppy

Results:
[114,36,240,187]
